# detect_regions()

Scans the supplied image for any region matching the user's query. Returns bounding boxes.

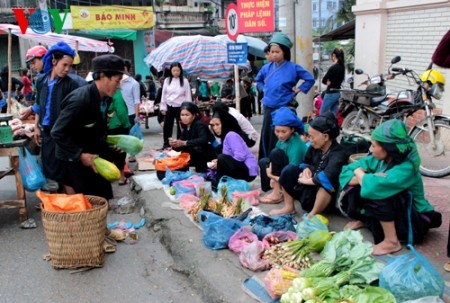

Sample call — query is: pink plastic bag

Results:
[262,231,298,248]
[232,189,261,206]
[228,227,259,254]
[239,241,269,271]
[173,175,205,197]
[179,194,199,210]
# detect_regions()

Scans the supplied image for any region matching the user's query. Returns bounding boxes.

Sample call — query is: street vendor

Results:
[208,106,258,191]
[339,119,442,255]
[255,32,315,160]
[34,42,80,194]
[275,112,348,216]
[170,102,216,173]
[51,54,127,200]
[259,107,308,203]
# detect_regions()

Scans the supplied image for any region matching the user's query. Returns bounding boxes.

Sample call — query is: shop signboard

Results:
[71,6,154,30]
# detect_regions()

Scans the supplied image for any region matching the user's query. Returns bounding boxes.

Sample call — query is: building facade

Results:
[353,0,450,114]
[312,0,345,32]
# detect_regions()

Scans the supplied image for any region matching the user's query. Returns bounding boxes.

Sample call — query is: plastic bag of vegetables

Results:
[106,134,144,156]
[239,241,269,271]
[199,210,244,250]
[264,267,299,299]
[379,244,444,302]
[228,227,259,254]
[296,214,329,238]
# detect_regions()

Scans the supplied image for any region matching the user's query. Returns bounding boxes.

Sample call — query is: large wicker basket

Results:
[41,195,108,269]
[349,153,369,163]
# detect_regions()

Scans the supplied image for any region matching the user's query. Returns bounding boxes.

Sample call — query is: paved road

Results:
[0,157,204,301]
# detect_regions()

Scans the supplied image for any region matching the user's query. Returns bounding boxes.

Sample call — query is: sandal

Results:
[103,237,117,253]
[118,179,128,186]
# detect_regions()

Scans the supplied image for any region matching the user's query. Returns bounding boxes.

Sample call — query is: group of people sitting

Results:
[163,97,442,256]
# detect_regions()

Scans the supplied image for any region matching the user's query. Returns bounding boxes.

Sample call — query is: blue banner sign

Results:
[227,43,248,64]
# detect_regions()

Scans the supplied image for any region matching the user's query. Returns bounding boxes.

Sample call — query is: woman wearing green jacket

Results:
[339,119,442,255]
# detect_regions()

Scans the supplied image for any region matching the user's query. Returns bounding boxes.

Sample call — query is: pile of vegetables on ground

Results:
[163,177,445,302]
[278,230,395,303]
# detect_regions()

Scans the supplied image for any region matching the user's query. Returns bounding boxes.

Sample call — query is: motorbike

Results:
[338,58,450,178]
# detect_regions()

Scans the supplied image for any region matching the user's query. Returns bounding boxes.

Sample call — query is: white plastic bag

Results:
[132,173,163,191]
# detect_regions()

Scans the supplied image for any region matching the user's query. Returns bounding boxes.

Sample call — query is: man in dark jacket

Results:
[51,54,127,200]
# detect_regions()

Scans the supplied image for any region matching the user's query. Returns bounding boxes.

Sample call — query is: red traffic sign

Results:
[225,3,239,41]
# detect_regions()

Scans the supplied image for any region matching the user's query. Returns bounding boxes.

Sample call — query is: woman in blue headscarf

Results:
[275,112,348,216]
[34,42,80,193]
[259,107,308,204]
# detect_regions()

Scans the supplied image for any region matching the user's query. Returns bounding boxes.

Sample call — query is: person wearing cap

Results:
[26,45,48,74]
[33,42,80,193]
[19,45,48,119]
[21,45,86,120]
[339,119,442,255]
[274,112,348,216]
[255,32,315,161]
[259,107,308,204]
[51,54,127,200]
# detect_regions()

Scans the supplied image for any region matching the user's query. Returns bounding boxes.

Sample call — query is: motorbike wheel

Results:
[411,120,450,178]
[341,111,370,135]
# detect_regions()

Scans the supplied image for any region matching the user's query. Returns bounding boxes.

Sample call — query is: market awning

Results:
[314,19,355,42]
[0,23,110,52]
[73,29,137,41]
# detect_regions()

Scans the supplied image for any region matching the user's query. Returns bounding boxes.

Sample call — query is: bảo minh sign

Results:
[71,6,154,30]
[237,0,274,33]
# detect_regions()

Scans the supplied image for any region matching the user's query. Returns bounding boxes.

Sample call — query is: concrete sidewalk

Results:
[136,114,450,302]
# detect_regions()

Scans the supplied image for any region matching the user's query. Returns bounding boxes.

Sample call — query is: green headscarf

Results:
[371,119,420,171]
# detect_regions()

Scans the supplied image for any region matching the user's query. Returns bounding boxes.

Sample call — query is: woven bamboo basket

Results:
[41,195,108,269]
[349,153,369,163]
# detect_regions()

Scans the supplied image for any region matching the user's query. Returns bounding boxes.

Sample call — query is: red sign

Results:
[237,0,274,33]
[225,3,239,41]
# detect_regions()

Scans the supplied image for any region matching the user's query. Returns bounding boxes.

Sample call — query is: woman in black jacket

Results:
[320,48,345,117]
[169,102,216,173]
